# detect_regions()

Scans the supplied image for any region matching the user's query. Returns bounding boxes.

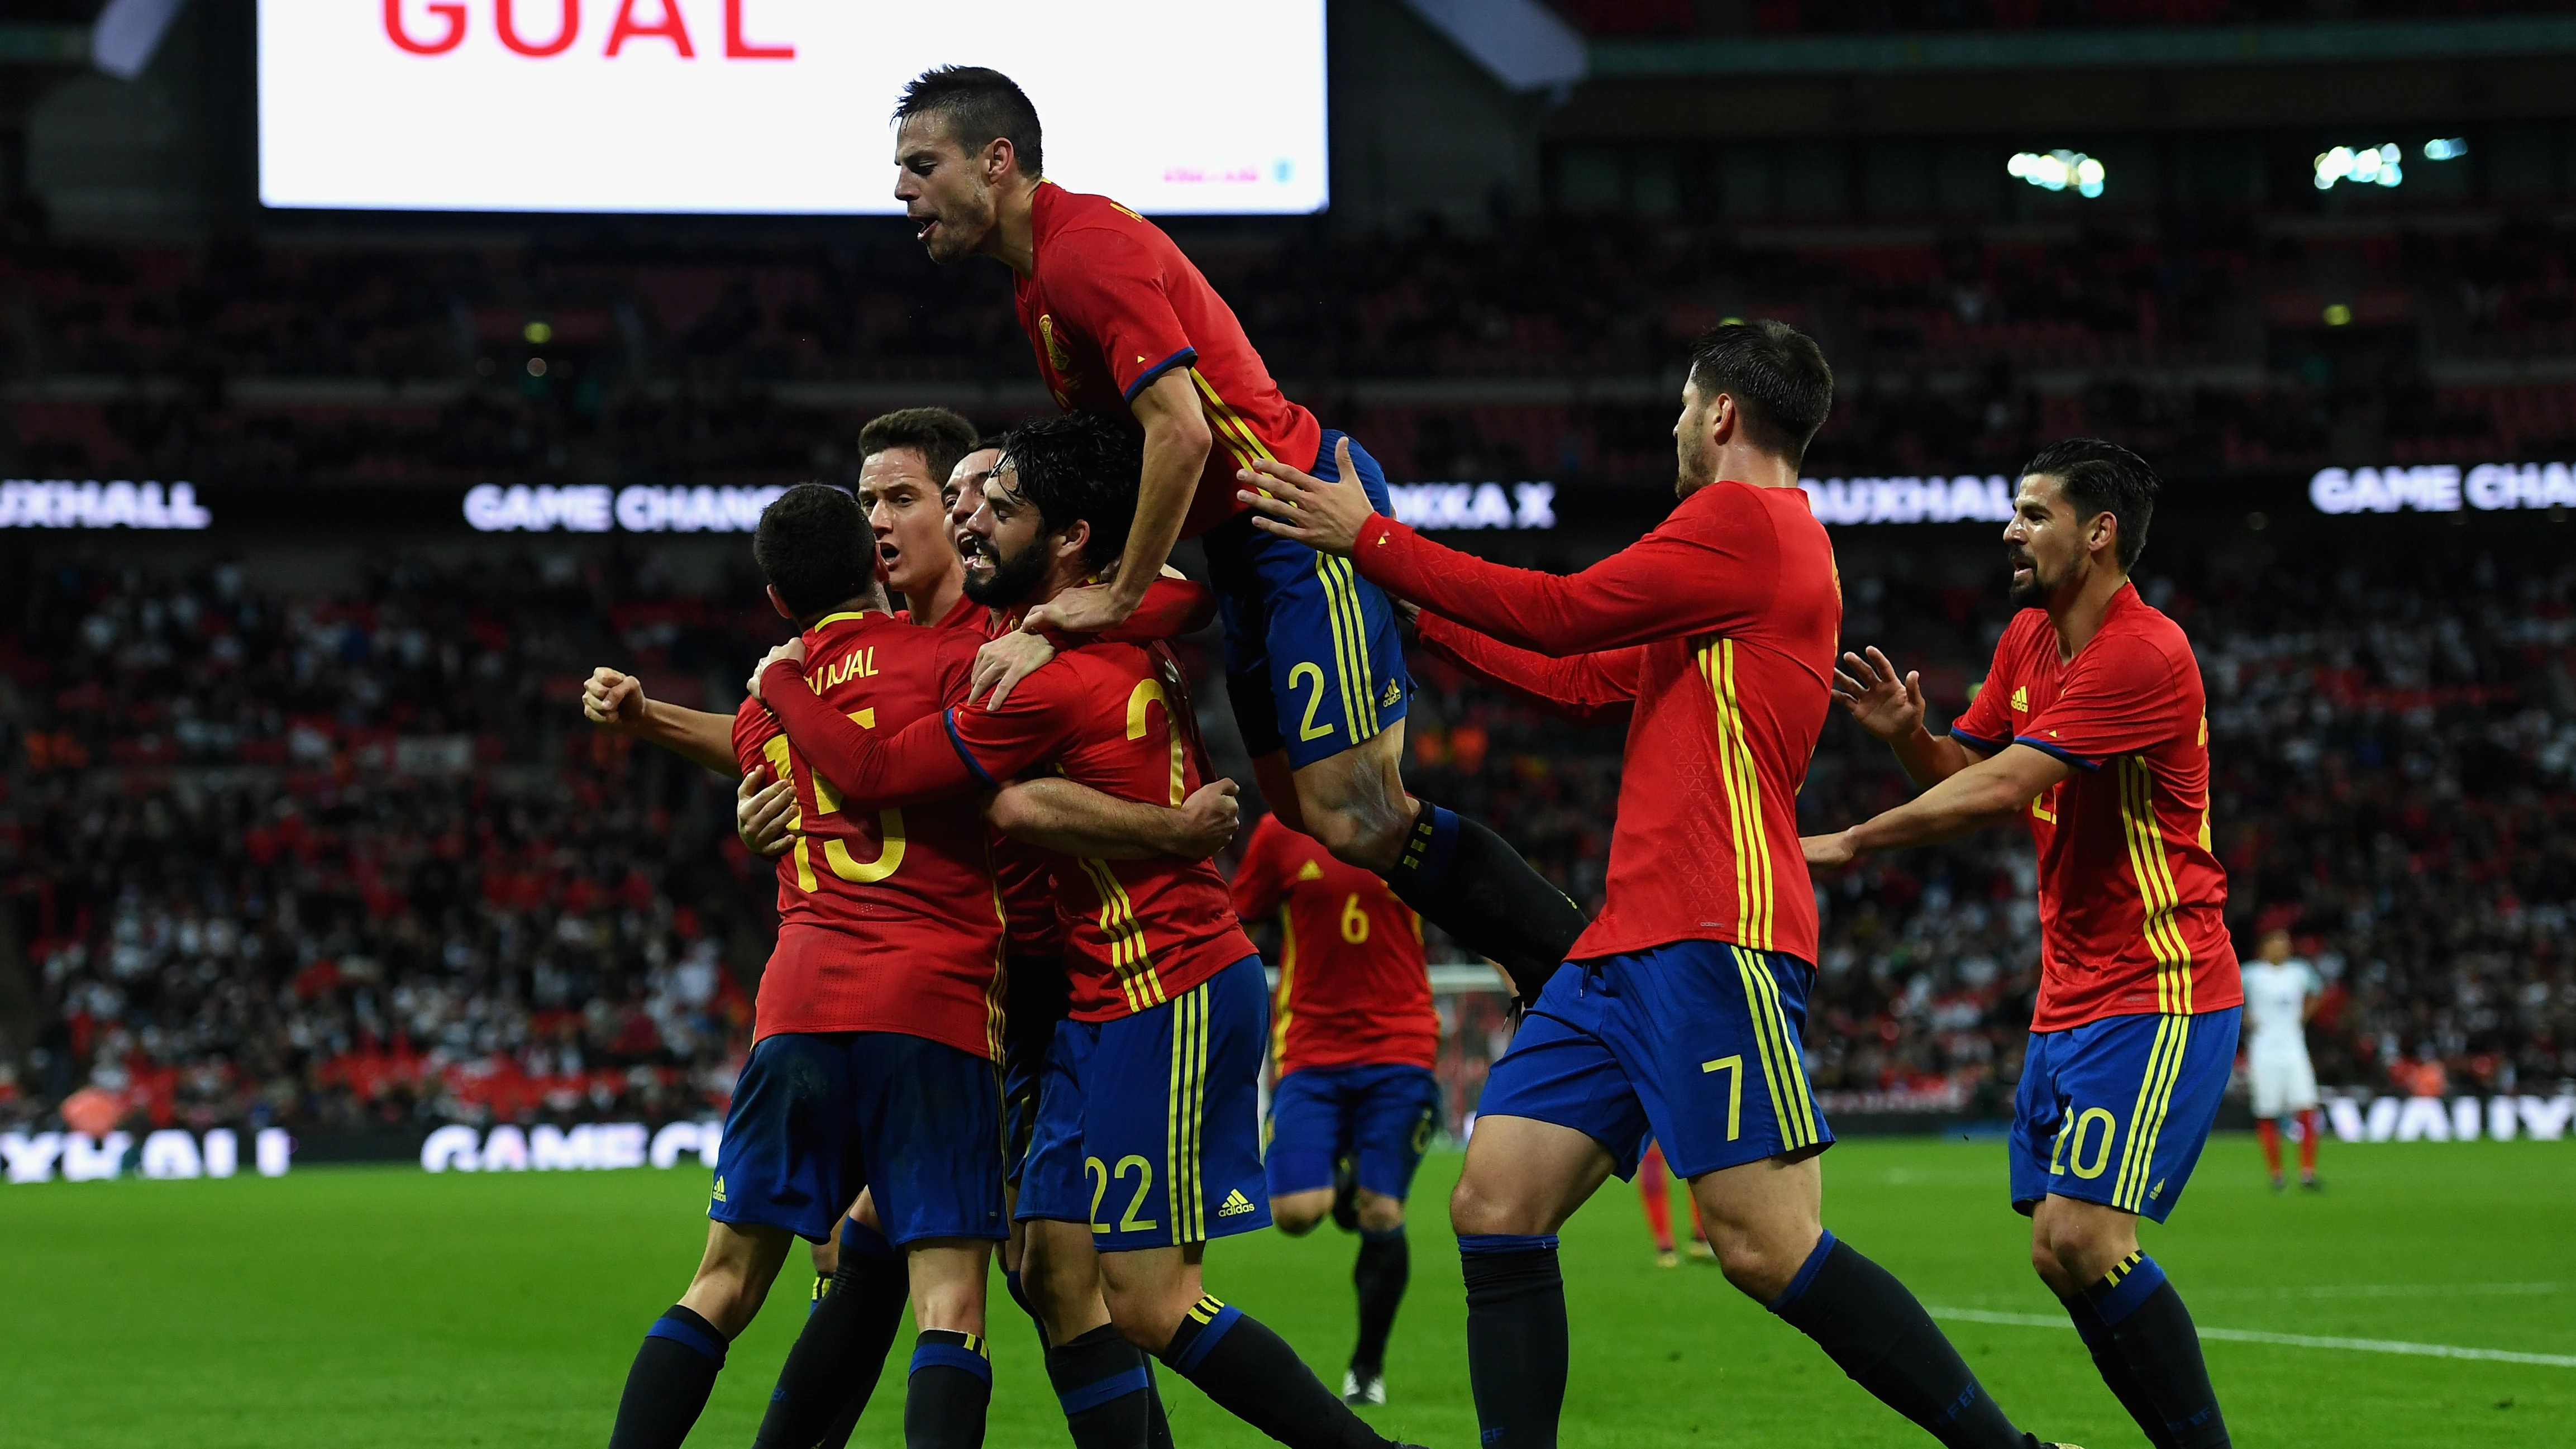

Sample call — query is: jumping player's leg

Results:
[609,1218,796,1449]
[2011,1010,2239,1449]
[1209,431,1587,999]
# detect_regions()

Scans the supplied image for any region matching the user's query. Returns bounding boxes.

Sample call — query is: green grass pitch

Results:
[6,1134,2571,1447]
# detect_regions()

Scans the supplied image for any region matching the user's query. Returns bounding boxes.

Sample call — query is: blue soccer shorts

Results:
[1015,955,1274,1250]
[1475,940,1832,1181]
[708,1030,1006,1247]
[1003,952,1073,1191]
[2009,1006,2241,1224]
[1205,428,1410,770]
[1266,1062,1443,1201]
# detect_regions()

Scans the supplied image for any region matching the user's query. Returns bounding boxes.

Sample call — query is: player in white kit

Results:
[2241,929,2323,1192]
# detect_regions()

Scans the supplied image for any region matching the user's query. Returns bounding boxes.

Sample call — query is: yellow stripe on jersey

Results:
[1271,906,1297,1063]
[1699,639,1776,951]
[1734,946,1821,1150]
[1190,369,1277,475]
[2116,757,2195,1013]
[1080,857,1165,1012]
[2113,1015,2190,1212]
[983,874,1010,1064]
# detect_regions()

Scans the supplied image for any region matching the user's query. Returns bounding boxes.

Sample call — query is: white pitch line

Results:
[1928,1307,2576,1369]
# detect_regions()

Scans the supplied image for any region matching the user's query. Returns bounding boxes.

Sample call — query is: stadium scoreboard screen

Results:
[256,0,1328,215]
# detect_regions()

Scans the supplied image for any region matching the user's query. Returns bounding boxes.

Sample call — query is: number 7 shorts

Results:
[1204,428,1410,770]
[1014,955,1275,1250]
[1475,940,1834,1180]
[2009,1006,2240,1224]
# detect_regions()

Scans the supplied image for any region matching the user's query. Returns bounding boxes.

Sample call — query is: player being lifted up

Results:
[1807,438,2241,1449]
[748,414,1420,1449]
[1231,810,1442,1407]
[888,64,1588,1004]
[1243,321,2065,1449]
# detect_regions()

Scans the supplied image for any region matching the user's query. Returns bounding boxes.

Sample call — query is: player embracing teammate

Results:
[1810,438,2243,1449]
[1247,321,2074,1449]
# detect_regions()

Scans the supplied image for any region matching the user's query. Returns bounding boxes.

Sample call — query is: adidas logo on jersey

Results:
[2010,685,2029,712]
[1218,1189,1258,1217]
[1296,860,1325,881]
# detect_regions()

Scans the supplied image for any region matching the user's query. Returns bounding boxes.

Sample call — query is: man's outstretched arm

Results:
[1833,646,1990,789]
[986,777,1241,860]
[1236,440,1771,657]
[1804,744,2069,869]
[582,666,737,775]
[1413,613,1643,730]
[755,657,985,810]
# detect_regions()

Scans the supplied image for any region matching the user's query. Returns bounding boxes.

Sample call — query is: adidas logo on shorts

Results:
[1218,1189,1258,1217]
[710,1175,727,1205]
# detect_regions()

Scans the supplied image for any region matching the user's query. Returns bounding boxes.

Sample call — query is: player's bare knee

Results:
[1274,1205,1326,1237]
[1304,798,1406,874]
[1099,1281,1184,1356]
[1448,1174,1538,1237]
[1355,1191,1406,1235]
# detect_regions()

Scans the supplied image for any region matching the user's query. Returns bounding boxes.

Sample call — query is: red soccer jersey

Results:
[1015,181,1323,538]
[730,610,1005,1060]
[758,638,1256,1023]
[1366,481,1842,965]
[1230,813,1439,1075]
[1948,585,2241,1029]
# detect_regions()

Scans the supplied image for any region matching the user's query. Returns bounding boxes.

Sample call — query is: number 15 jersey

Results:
[731,610,1004,1060]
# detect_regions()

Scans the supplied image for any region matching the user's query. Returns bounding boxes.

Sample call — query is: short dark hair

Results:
[858,407,980,488]
[753,484,877,618]
[2021,437,2159,571]
[894,66,1043,178]
[1685,320,1834,467]
[993,414,1140,571]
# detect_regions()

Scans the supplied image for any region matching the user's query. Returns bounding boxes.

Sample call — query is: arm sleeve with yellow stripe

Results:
[757,661,982,807]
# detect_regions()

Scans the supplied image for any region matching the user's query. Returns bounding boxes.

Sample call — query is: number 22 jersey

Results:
[730,609,1004,1060]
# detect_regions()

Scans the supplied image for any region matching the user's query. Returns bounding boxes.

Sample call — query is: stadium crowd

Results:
[7,527,2564,1137]
[8,212,2573,489]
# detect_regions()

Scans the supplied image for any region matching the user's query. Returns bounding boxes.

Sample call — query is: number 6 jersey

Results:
[731,609,1005,1059]
[1229,812,1437,1075]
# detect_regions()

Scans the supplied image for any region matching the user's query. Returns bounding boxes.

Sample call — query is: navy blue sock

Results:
[608,1304,727,1449]
[1461,1233,1566,1448]
[2062,1286,2175,1448]
[1351,1224,1409,1376]
[1162,1293,1386,1447]
[1382,801,1585,1002]
[754,1221,907,1449]
[1767,1232,2028,1449]
[2086,1253,2229,1449]
[904,1329,992,1448]
[1046,1322,1155,1449]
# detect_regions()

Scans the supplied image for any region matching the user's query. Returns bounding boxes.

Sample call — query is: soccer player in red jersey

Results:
[1231,811,1440,1405]
[1808,439,2241,1449]
[1635,1140,1711,1267]
[1245,322,2064,1449]
[751,414,1418,1449]
[598,484,1007,1449]
[888,66,1588,1008]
